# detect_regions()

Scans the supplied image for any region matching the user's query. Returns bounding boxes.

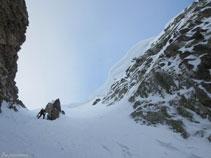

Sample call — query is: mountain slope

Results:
[93,0,211,139]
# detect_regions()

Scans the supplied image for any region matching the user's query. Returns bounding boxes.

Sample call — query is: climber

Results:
[37,108,46,119]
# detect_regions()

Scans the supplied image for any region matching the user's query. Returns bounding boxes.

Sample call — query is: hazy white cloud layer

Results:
[16,0,195,109]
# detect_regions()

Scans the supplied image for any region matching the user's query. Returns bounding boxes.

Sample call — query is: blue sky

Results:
[16,0,195,109]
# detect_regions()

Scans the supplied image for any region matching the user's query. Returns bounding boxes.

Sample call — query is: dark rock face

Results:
[100,0,211,138]
[0,0,28,111]
[92,98,101,105]
[45,99,63,120]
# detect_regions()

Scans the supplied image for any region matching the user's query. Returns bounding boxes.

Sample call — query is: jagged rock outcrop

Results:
[45,99,64,120]
[0,0,28,112]
[98,0,211,138]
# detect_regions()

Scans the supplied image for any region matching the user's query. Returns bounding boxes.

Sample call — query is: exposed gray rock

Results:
[45,103,53,113]
[0,0,28,110]
[167,119,190,139]
[45,99,63,120]
[53,99,61,112]
[47,108,60,120]
[176,107,193,122]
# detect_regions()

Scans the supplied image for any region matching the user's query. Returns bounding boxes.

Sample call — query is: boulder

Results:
[45,98,63,120]
[47,108,60,120]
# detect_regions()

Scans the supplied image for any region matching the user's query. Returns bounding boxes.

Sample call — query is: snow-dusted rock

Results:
[96,0,211,138]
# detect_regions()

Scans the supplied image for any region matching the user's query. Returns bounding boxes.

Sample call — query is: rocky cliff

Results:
[94,0,211,138]
[0,0,28,112]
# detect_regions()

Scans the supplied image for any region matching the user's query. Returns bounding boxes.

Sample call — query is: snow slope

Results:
[0,99,211,158]
[89,38,154,100]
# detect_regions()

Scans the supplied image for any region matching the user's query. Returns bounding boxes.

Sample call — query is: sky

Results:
[16,0,195,109]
